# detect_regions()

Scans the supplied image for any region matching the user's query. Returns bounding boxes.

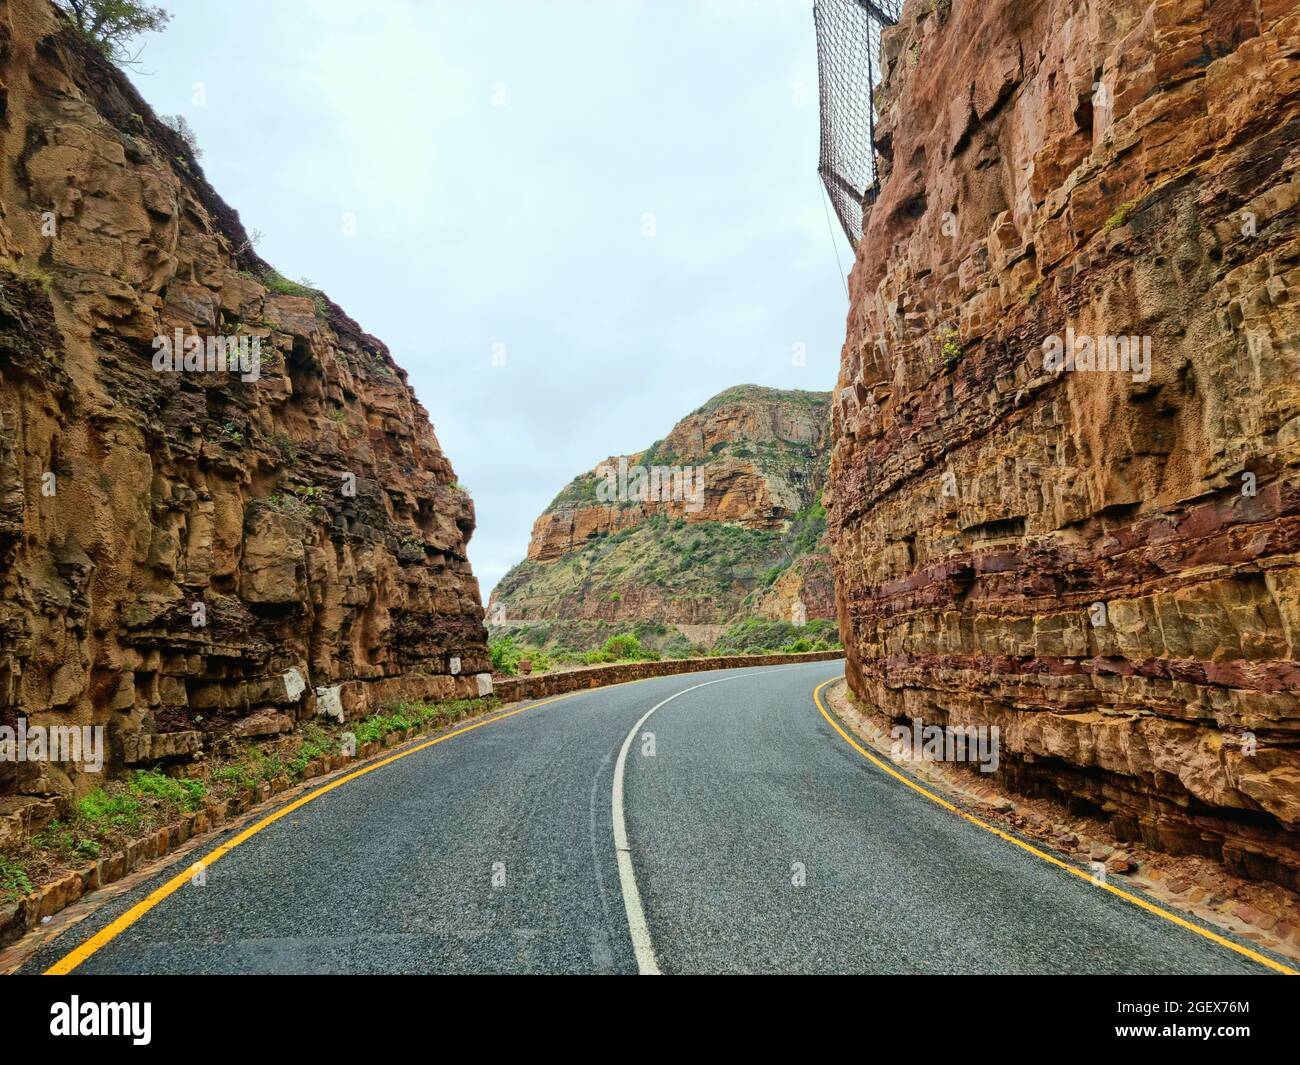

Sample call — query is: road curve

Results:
[18,661,1288,975]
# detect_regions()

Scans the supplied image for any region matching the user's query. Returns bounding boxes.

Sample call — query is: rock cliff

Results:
[491,385,836,632]
[0,0,489,802]
[828,0,1300,886]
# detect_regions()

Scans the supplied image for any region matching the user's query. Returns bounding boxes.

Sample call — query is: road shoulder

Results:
[823,677,1300,970]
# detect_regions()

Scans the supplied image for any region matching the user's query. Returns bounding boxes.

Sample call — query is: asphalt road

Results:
[18,661,1287,974]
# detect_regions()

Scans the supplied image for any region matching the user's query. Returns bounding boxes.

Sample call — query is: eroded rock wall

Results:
[0,0,488,801]
[828,0,1300,885]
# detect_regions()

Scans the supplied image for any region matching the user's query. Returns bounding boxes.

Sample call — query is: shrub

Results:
[526,649,553,674]
[288,725,333,777]
[1104,200,1138,233]
[490,635,523,675]
[260,269,327,316]
[30,820,101,863]
[711,617,841,655]
[358,696,497,743]
[601,633,641,659]
[160,113,202,157]
[663,634,700,659]
[938,326,963,369]
[213,762,255,789]
[270,432,297,463]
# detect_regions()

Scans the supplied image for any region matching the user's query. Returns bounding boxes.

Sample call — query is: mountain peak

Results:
[489,384,835,643]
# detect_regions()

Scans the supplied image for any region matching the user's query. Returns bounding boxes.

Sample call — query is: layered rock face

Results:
[829,0,1300,886]
[525,385,829,562]
[0,0,488,801]
[492,385,835,627]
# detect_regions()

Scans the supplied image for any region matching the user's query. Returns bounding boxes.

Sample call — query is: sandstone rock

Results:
[37,872,83,919]
[252,668,307,707]
[263,294,319,338]
[121,731,203,765]
[1107,854,1139,876]
[829,0,1300,890]
[1234,903,1264,927]
[0,1,489,796]
[755,550,837,625]
[229,710,293,738]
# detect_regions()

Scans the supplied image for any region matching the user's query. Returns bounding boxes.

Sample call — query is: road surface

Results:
[18,661,1289,974]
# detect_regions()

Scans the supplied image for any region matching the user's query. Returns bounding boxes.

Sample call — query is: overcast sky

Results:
[126,0,852,601]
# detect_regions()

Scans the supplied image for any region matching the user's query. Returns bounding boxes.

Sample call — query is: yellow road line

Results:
[812,679,1297,976]
[43,685,610,975]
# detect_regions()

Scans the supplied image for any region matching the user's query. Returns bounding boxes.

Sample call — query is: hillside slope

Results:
[490,385,837,650]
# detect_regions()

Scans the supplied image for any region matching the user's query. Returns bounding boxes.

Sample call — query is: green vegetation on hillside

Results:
[545,470,603,510]
[690,384,830,418]
[493,516,791,623]
[487,614,841,675]
[494,498,831,640]
[490,619,699,662]
[492,385,837,649]
[710,617,841,655]
[489,631,667,674]
[786,498,826,556]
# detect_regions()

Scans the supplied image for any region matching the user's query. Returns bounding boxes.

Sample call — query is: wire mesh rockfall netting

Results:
[815,0,900,247]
